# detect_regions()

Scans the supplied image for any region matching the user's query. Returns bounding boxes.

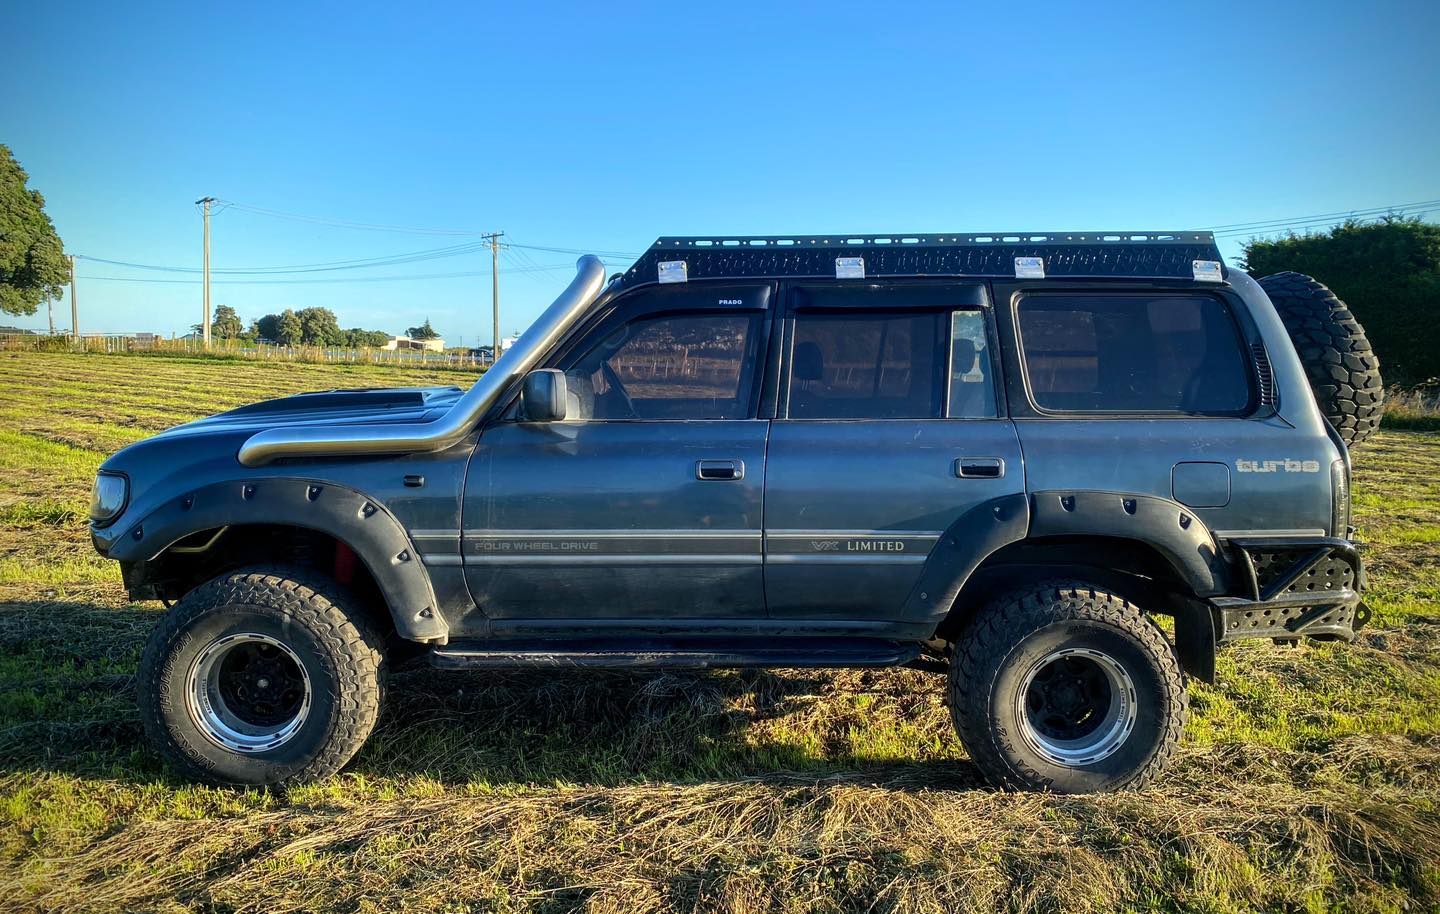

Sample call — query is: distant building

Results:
[384,335,446,352]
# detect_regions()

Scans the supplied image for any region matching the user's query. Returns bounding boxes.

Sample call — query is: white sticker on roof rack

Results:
[1192,260,1223,283]
[658,261,688,284]
[835,256,865,279]
[1014,256,1045,279]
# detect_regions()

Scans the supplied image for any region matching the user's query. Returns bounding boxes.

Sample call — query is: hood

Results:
[151,385,466,440]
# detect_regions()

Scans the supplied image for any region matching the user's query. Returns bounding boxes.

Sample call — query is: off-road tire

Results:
[1258,271,1384,447]
[948,582,1187,793]
[137,567,385,786]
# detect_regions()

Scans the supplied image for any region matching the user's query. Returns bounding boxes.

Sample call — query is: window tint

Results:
[563,313,756,420]
[788,311,947,419]
[1017,294,1252,413]
[949,311,997,418]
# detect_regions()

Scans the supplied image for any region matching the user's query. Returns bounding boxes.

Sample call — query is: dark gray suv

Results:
[89,233,1382,793]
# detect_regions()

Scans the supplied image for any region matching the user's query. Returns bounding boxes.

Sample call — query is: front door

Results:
[463,282,775,620]
[763,282,1024,619]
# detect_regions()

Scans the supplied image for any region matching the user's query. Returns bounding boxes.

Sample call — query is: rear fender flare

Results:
[102,477,446,642]
[901,493,1031,624]
[1028,489,1230,597]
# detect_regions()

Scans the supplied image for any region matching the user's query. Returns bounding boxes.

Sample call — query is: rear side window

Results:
[1016,293,1252,414]
[787,310,997,419]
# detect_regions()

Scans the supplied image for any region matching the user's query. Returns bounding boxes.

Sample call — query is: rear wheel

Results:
[948,582,1186,793]
[137,567,385,786]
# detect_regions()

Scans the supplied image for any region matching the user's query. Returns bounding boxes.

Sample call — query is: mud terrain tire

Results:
[948,581,1187,793]
[137,567,385,786]
[1258,271,1384,447]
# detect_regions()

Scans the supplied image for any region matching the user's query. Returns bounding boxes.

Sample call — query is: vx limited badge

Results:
[1236,459,1322,473]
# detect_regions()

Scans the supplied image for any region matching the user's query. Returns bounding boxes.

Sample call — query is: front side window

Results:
[787,309,997,419]
[563,312,757,420]
[1017,293,1252,414]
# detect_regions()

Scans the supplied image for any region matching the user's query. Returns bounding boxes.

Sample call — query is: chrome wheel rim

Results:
[1016,647,1137,766]
[187,632,311,753]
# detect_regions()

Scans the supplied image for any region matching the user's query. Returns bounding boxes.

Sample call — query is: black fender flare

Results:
[101,477,446,642]
[1028,490,1230,597]
[900,493,1031,625]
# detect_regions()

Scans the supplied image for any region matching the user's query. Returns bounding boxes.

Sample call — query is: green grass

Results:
[0,350,1437,914]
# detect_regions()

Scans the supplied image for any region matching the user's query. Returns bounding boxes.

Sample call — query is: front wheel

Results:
[137,567,385,786]
[948,582,1187,793]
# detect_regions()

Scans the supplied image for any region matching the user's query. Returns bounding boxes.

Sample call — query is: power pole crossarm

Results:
[196,197,215,349]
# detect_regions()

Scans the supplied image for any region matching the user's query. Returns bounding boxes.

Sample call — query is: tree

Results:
[0,145,69,316]
[406,319,440,340]
[1243,218,1440,385]
[343,328,390,348]
[297,307,342,346]
[276,309,303,346]
[211,305,244,340]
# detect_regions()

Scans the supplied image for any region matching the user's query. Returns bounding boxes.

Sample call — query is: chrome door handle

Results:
[955,457,1005,479]
[696,459,744,481]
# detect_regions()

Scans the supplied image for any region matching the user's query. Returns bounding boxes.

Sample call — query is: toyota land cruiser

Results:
[90,233,1382,793]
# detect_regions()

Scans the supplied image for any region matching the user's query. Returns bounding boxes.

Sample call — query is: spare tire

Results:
[1257,272,1384,447]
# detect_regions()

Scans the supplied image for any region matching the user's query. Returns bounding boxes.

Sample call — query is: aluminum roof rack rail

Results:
[617,231,1225,289]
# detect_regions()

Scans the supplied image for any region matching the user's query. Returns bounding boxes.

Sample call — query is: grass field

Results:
[0,350,1437,914]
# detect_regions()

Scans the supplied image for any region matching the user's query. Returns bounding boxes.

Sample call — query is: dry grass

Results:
[0,351,1437,914]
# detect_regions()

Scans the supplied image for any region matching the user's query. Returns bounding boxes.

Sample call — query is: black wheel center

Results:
[1025,656,1113,742]
[217,643,305,728]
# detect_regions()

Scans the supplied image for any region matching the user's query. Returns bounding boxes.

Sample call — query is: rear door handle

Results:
[954,457,1005,479]
[696,459,744,481]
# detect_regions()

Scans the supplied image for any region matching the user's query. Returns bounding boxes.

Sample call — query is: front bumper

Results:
[1211,537,1369,643]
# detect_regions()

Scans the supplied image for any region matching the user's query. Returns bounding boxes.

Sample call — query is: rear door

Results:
[763,281,1025,620]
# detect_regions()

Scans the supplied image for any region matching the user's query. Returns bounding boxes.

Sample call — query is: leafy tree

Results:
[276,309,303,346]
[406,319,440,340]
[1243,218,1440,385]
[343,328,390,348]
[297,306,342,346]
[0,145,69,316]
[211,305,244,340]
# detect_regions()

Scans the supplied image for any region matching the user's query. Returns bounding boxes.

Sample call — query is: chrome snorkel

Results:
[237,255,609,467]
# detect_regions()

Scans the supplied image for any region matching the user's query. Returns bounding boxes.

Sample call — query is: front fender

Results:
[94,477,447,642]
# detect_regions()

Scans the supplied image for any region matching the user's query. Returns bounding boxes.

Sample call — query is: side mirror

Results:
[521,369,568,422]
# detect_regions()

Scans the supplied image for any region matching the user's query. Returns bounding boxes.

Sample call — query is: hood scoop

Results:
[222,387,461,418]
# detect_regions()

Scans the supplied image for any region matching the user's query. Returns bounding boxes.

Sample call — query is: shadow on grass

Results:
[0,599,986,792]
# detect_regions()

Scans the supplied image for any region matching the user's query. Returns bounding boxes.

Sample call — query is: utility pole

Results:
[490,232,503,359]
[45,292,54,336]
[196,197,216,348]
[68,255,79,340]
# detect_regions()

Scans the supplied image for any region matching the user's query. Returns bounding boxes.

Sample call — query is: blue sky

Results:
[3,0,1437,341]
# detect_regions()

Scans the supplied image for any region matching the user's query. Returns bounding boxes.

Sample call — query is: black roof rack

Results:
[616,232,1223,290]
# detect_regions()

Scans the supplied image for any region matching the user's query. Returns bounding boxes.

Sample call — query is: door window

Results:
[563,312,758,420]
[787,309,996,419]
[1016,293,1252,414]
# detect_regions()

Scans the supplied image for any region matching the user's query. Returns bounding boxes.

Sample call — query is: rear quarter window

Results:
[1016,293,1253,414]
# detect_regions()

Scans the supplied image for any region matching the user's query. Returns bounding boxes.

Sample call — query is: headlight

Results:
[90,473,128,526]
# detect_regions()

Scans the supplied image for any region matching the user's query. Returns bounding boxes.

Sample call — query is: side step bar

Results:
[429,637,921,671]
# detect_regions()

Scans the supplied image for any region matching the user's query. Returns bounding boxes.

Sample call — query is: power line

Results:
[1201,198,1440,232]
[75,240,498,275]
[217,199,491,236]
[75,263,579,285]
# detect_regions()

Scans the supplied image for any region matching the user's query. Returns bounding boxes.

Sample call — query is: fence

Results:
[0,333,495,369]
